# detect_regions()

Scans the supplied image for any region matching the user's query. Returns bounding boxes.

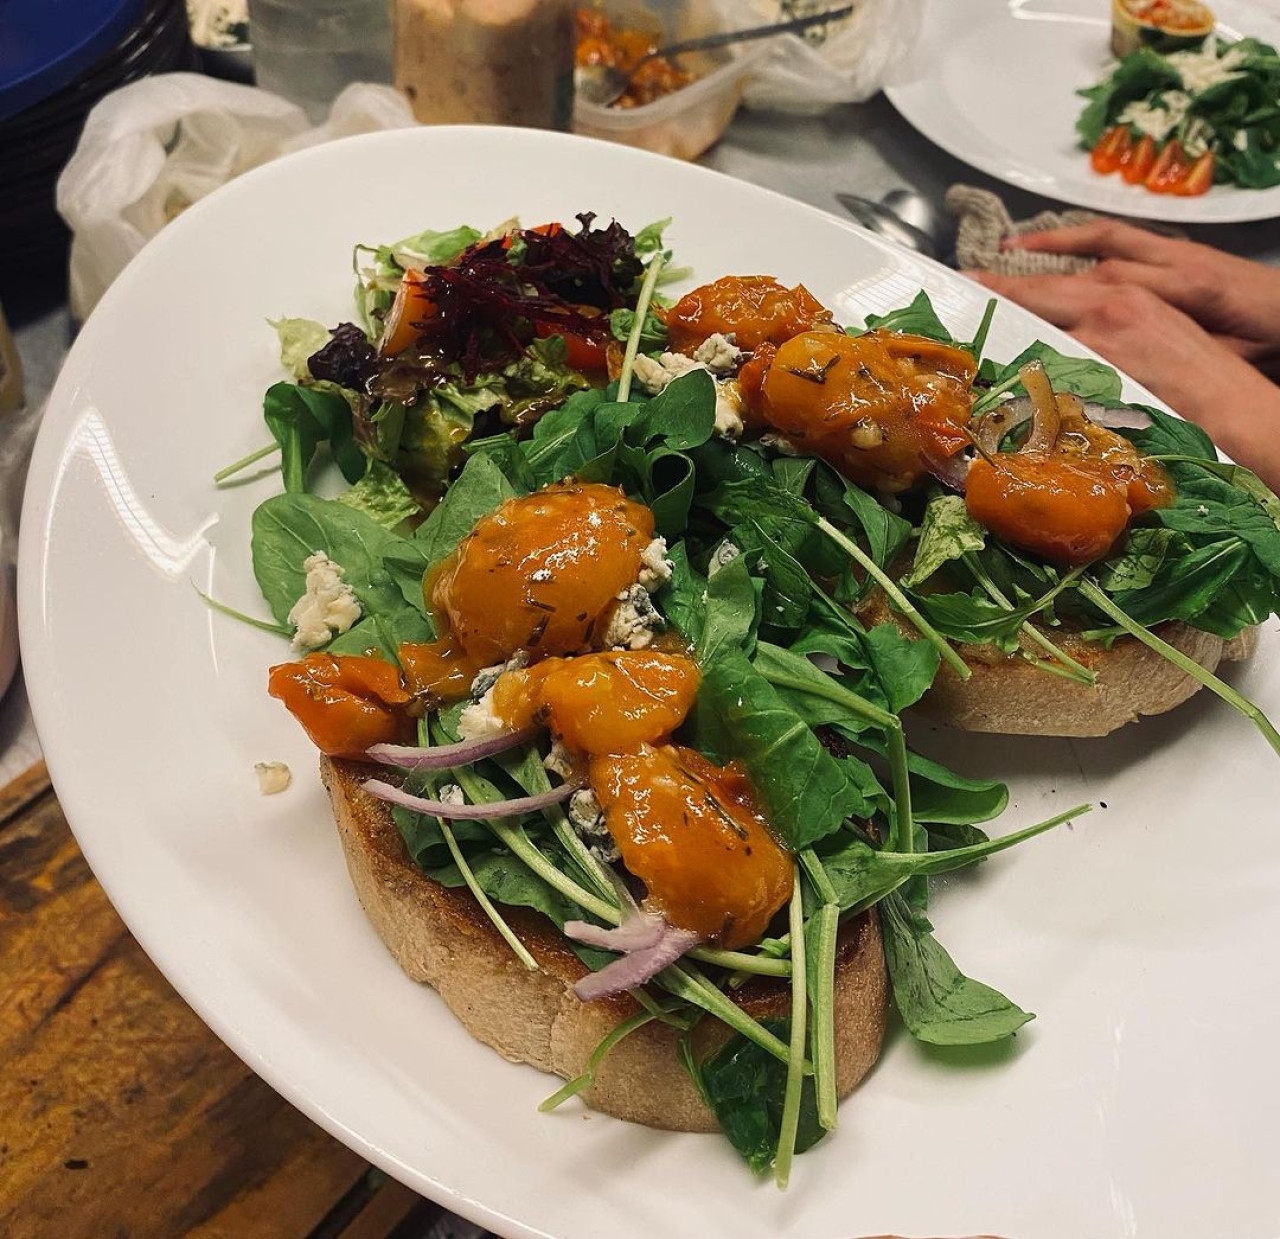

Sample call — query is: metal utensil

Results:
[834,189,955,262]
[576,5,856,108]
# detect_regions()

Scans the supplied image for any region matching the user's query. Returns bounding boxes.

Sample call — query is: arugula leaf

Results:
[913,587,1029,651]
[1110,537,1250,626]
[336,460,421,530]
[902,495,986,589]
[879,892,1033,1045]
[692,651,876,848]
[250,493,405,626]
[263,382,366,492]
[699,1019,826,1175]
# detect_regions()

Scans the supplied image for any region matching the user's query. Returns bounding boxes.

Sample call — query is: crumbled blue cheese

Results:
[1118,90,1190,141]
[288,552,362,651]
[1233,129,1249,152]
[603,584,663,650]
[1167,44,1246,95]
[638,537,674,590]
[692,332,742,374]
[708,540,741,575]
[457,687,506,741]
[632,350,745,440]
[759,432,800,456]
[567,787,619,864]
[544,740,575,779]
[254,761,291,795]
[438,782,466,806]
[469,650,529,699]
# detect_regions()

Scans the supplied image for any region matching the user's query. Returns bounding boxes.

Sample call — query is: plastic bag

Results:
[714,0,923,113]
[57,73,416,320]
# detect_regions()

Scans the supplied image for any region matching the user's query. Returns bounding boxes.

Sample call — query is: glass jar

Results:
[393,0,576,129]
[247,0,393,121]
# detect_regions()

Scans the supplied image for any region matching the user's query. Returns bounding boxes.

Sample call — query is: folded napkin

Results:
[946,184,1100,276]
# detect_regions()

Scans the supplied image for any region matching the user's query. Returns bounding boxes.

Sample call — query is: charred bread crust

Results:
[321,757,888,1133]
[858,589,1259,738]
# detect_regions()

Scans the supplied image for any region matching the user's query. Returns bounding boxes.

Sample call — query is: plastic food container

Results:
[573,0,768,161]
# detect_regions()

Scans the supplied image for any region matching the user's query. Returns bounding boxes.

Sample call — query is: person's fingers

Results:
[963,270,1101,329]
[1000,219,1169,262]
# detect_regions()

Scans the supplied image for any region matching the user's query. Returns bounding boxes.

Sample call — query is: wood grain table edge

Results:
[0,760,444,1239]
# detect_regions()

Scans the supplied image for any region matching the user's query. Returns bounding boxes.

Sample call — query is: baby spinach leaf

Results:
[251,493,406,626]
[1119,404,1216,460]
[412,452,519,569]
[861,290,955,343]
[810,464,912,574]
[856,738,1008,826]
[522,388,608,484]
[862,623,941,713]
[901,495,986,589]
[626,369,717,451]
[657,543,707,645]
[427,845,582,928]
[336,460,421,530]
[771,455,816,496]
[973,342,1122,413]
[700,1019,826,1175]
[879,892,1033,1045]
[328,606,435,660]
[698,554,759,664]
[912,587,1028,651]
[693,651,876,848]
[263,381,366,492]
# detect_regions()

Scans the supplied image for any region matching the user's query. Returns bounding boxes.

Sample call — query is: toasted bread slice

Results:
[321,757,888,1132]
[859,589,1258,737]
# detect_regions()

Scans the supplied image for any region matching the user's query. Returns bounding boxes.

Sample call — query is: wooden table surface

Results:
[0,761,468,1239]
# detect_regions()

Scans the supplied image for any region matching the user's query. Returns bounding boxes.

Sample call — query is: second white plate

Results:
[886,0,1280,224]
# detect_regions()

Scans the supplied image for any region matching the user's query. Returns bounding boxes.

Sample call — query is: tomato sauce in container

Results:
[394,0,576,128]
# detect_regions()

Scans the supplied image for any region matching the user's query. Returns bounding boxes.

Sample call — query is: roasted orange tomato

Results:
[400,484,656,700]
[1053,401,1173,516]
[589,744,793,948]
[965,454,1134,566]
[492,648,700,754]
[666,276,834,353]
[268,653,413,757]
[380,269,437,357]
[760,330,975,493]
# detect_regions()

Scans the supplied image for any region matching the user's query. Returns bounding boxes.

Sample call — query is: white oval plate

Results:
[886,0,1280,224]
[19,127,1280,1239]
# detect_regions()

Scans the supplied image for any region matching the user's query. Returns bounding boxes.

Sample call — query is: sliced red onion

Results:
[1019,362,1062,454]
[1082,403,1153,431]
[973,397,1034,457]
[921,444,973,492]
[567,913,702,1002]
[565,911,666,954]
[363,776,581,819]
[365,727,539,770]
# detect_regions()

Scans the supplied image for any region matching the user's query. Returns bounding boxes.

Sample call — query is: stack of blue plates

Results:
[0,0,197,307]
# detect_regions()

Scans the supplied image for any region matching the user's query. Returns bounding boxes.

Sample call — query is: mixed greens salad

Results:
[1078,35,1280,192]
[217,213,1280,1183]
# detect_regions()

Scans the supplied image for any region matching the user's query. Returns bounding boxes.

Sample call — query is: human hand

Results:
[1002,220,1280,381]
[966,270,1280,491]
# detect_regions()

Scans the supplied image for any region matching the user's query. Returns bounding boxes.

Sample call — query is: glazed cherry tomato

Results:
[589,743,793,948]
[268,653,414,757]
[402,484,656,699]
[1174,150,1215,196]
[1121,134,1158,184]
[492,649,701,754]
[533,314,609,373]
[965,453,1132,567]
[1146,139,1190,193]
[666,276,834,353]
[380,269,436,357]
[760,330,973,493]
[1091,125,1133,175]
[735,341,777,427]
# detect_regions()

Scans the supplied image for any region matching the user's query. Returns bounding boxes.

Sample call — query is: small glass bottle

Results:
[394,0,576,129]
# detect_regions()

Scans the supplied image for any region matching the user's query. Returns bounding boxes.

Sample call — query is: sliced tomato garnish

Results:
[1091,126,1133,175]
[1121,134,1158,184]
[1145,139,1190,193]
[1173,150,1215,196]
[380,269,436,357]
